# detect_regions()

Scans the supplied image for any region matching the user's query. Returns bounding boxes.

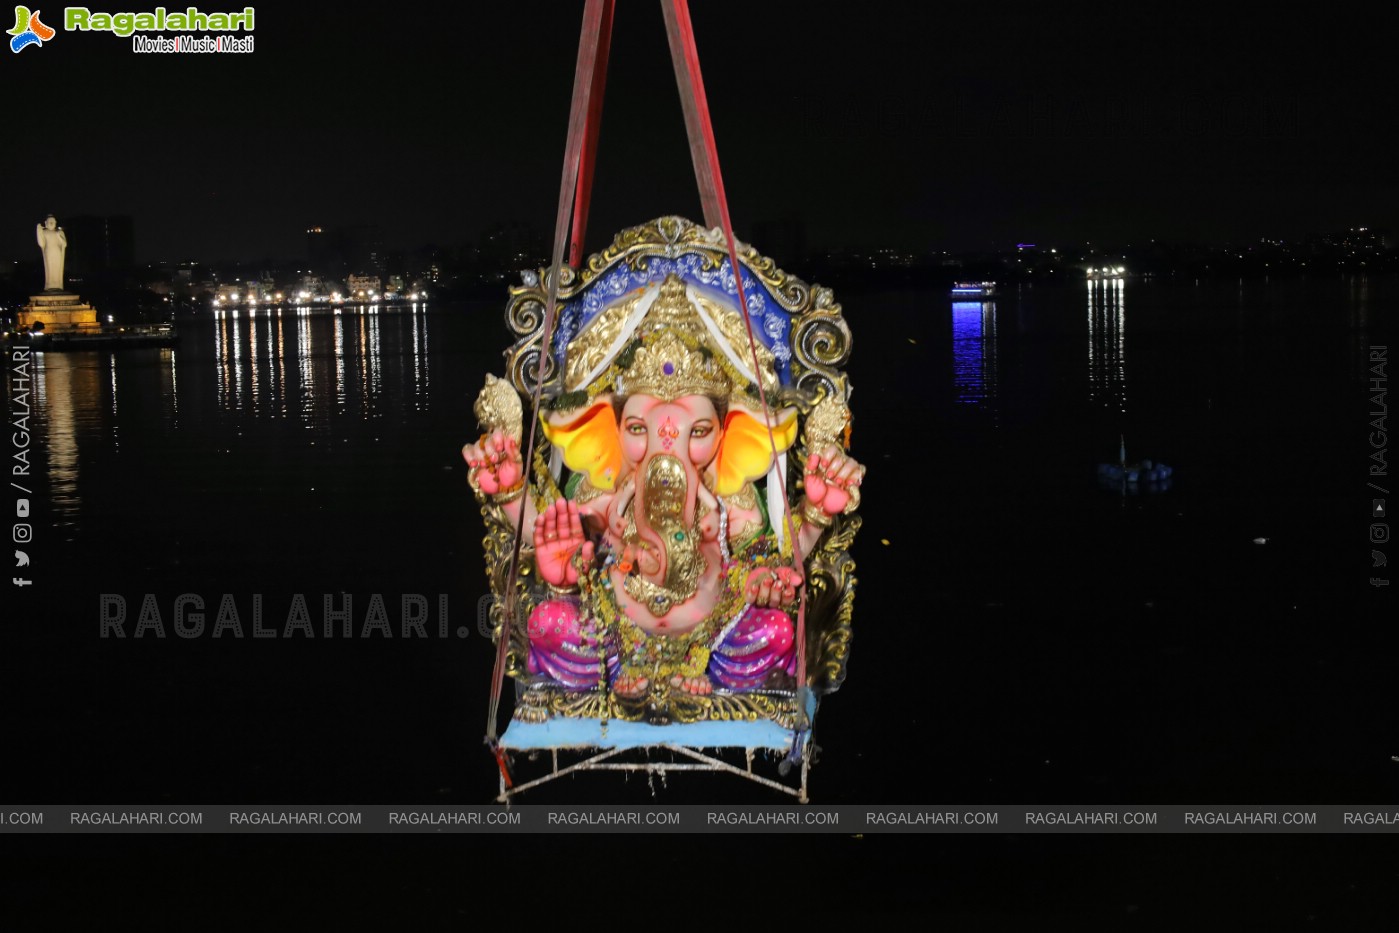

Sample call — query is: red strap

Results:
[568,0,616,269]
[660,1,722,230]
[493,745,515,790]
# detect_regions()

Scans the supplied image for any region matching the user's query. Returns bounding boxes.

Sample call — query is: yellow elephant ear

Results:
[540,401,622,491]
[713,407,798,497]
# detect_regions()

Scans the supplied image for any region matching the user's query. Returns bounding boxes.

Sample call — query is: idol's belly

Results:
[608,562,724,637]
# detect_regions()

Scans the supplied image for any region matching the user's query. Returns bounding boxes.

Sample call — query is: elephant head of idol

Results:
[540,275,797,607]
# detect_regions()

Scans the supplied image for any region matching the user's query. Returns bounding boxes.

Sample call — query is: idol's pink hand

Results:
[533,498,593,586]
[463,430,523,495]
[745,566,803,608]
[803,445,865,517]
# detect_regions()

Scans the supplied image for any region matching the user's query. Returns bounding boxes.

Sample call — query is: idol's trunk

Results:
[632,453,705,601]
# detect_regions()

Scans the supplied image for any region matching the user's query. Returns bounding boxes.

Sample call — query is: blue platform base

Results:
[500,693,817,752]
[501,716,798,751]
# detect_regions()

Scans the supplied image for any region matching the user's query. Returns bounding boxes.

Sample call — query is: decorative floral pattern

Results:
[553,256,794,381]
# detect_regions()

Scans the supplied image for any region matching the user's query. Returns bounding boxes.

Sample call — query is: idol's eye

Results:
[626,422,647,436]
[690,422,713,438]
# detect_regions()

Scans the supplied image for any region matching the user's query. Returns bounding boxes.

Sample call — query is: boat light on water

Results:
[1087,266,1127,279]
[950,281,997,297]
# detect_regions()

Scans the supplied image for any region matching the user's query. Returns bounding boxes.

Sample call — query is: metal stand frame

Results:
[497,742,811,803]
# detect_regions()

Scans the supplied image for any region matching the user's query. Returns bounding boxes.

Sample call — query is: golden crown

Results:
[617,330,731,401]
[639,274,706,334]
[617,276,729,400]
[562,273,780,402]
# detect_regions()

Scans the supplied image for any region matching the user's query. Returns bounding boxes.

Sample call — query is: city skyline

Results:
[5,3,1395,265]
[3,214,1392,274]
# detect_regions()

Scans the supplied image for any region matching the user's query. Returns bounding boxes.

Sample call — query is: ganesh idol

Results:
[465,218,863,729]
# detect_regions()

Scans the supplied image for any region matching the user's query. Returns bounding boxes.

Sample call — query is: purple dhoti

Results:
[526,599,796,692]
[525,598,614,689]
[707,607,798,690]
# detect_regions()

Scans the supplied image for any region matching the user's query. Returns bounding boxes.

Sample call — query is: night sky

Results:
[6,2,1397,264]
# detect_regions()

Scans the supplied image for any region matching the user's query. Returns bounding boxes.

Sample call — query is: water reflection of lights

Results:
[213,305,433,420]
[334,310,345,410]
[214,310,227,407]
[165,348,177,417]
[37,353,92,536]
[108,353,118,426]
[358,313,368,408]
[951,300,998,406]
[1087,277,1127,412]
[411,302,429,408]
[230,308,244,409]
[248,309,260,413]
[275,313,287,417]
[297,310,313,418]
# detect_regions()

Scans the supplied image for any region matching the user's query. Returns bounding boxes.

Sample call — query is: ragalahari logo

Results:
[9,6,54,52]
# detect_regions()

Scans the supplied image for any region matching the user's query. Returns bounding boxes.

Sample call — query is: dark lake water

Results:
[3,275,1393,804]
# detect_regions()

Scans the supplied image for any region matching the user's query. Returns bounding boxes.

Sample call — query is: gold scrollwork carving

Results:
[501,217,849,406]
[517,683,800,729]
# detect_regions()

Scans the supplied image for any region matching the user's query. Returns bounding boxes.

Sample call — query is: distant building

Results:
[1344,226,1388,252]
[347,274,381,298]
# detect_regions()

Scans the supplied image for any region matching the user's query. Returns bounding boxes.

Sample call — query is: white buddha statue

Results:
[37,215,67,292]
